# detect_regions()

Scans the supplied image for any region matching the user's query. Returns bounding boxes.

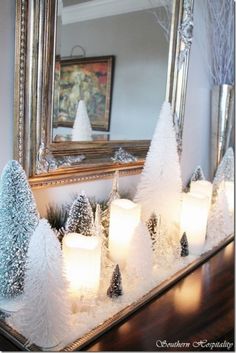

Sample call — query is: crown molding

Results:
[61,0,164,24]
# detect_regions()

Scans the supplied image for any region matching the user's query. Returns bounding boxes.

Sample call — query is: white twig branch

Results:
[148,0,172,42]
[197,0,234,85]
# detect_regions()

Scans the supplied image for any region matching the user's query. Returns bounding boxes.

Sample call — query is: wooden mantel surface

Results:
[0,242,234,352]
[84,242,234,352]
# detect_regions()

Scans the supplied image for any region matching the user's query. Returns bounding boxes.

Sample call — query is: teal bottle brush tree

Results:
[0,160,39,298]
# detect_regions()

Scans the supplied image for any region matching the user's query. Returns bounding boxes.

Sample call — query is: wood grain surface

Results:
[84,241,234,352]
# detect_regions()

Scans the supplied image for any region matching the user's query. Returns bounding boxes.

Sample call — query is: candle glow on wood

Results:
[180,193,209,255]
[174,274,202,314]
[224,181,234,213]
[63,233,101,297]
[109,199,141,267]
[190,180,213,212]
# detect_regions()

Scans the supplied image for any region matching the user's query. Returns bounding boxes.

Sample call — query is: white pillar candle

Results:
[180,193,209,255]
[63,233,101,298]
[224,181,234,214]
[190,180,213,212]
[109,199,141,267]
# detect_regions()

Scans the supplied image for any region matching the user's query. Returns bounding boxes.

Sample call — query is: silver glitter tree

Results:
[107,264,122,298]
[180,232,189,257]
[191,166,206,182]
[107,171,120,207]
[0,160,39,298]
[111,148,137,164]
[65,191,94,236]
[146,213,158,251]
[101,171,120,246]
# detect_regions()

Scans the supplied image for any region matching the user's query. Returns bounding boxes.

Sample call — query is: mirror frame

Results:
[14,0,194,189]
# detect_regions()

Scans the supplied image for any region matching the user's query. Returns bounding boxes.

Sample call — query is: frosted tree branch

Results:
[197,0,234,85]
[148,0,173,42]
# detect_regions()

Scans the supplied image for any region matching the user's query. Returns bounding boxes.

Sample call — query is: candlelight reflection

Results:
[174,273,202,314]
[224,181,234,214]
[223,242,234,261]
[118,321,132,336]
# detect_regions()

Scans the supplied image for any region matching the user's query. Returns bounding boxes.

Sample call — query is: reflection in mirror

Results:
[53,0,172,142]
[14,0,193,186]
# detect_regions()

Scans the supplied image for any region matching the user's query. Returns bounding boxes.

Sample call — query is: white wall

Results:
[34,173,140,216]
[181,0,212,184]
[0,0,212,215]
[59,10,168,140]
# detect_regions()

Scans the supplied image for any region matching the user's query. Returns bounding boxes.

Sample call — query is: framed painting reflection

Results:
[53,55,115,132]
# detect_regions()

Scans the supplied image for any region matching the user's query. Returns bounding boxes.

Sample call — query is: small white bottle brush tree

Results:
[8,219,71,349]
[72,100,93,141]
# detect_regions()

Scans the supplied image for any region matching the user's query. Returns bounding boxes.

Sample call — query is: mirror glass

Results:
[53,0,171,143]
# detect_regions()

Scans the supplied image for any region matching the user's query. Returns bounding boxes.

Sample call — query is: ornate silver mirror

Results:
[14,0,193,188]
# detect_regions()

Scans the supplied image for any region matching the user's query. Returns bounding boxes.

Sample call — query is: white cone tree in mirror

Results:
[72,100,92,142]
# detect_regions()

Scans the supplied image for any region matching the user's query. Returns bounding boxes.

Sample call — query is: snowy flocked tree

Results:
[65,191,94,236]
[107,264,122,298]
[95,202,115,273]
[146,213,158,251]
[212,148,234,201]
[72,100,92,141]
[101,171,120,244]
[0,160,39,298]
[126,222,153,280]
[180,232,189,257]
[207,183,233,248]
[154,220,181,268]
[46,203,69,243]
[191,166,205,182]
[8,219,71,349]
[94,204,103,237]
[107,171,120,208]
[134,101,182,232]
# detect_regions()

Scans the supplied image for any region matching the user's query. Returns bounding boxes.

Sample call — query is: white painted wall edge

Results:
[62,0,166,24]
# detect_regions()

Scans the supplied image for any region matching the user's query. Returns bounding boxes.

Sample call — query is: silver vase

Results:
[210,84,234,179]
